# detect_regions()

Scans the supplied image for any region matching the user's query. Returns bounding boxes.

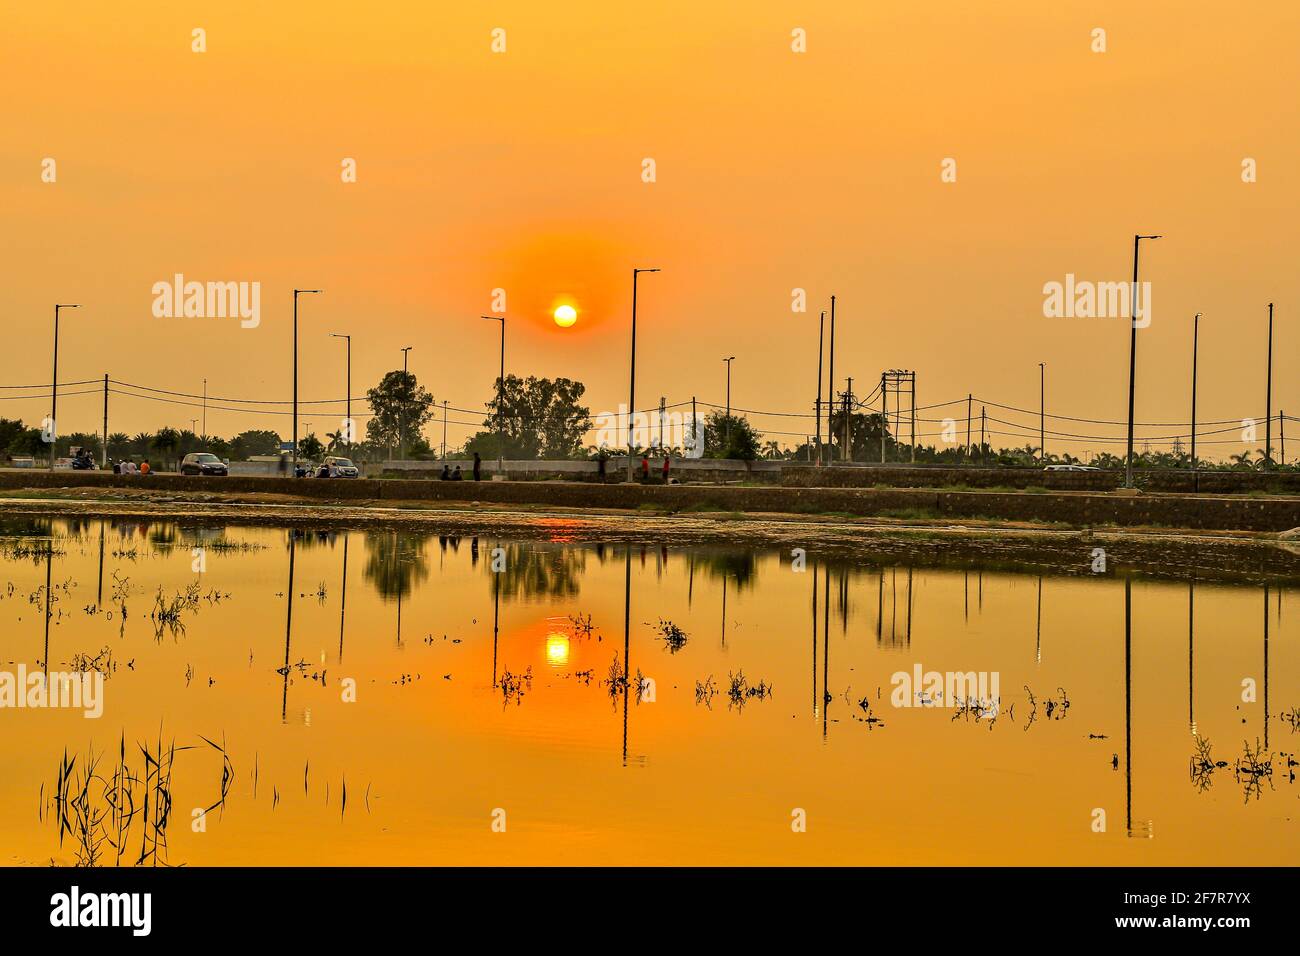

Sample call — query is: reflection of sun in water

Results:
[553,304,577,328]
[545,632,570,666]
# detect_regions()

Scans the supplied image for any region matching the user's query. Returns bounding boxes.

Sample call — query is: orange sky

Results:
[3,1,1297,459]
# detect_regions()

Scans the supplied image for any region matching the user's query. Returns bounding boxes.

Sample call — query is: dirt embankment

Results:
[2,485,1298,585]
[1,469,1299,532]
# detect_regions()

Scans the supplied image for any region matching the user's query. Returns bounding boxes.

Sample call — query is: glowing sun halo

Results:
[553,304,577,328]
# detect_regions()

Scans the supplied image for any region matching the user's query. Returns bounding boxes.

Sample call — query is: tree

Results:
[702,410,760,460]
[366,370,435,456]
[298,433,325,462]
[106,432,132,460]
[151,427,180,469]
[464,375,591,460]
[0,418,27,455]
[227,429,282,460]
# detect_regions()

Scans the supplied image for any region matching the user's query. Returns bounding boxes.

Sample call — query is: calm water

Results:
[1,516,1295,866]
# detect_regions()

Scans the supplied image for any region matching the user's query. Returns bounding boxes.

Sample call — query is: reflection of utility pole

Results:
[282,532,297,721]
[338,537,349,664]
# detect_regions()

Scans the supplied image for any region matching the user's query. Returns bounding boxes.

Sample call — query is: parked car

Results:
[180,452,229,476]
[1043,464,1100,472]
[319,456,360,478]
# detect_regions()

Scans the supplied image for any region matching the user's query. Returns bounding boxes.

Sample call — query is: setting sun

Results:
[553,304,577,328]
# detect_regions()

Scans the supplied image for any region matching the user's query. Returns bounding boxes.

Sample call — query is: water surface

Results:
[1,517,1295,866]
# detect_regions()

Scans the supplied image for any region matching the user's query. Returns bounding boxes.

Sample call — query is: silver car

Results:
[321,456,360,478]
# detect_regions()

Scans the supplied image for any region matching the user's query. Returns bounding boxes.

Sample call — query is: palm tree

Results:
[152,427,180,470]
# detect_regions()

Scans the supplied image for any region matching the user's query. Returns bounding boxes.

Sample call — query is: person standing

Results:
[662,454,671,484]
[640,454,649,481]
[473,451,482,481]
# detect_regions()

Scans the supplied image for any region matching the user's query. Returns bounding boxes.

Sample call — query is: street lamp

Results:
[49,304,80,471]
[627,268,660,480]
[293,289,323,470]
[1125,235,1160,488]
[1038,362,1045,463]
[480,316,505,476]
[815,310,825,467]
[723,356,736,448]
[331,333,352,449]
[1190,313,1201,471]
[400,346,413,461]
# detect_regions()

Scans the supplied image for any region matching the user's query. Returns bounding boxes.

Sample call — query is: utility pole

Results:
[399,346,413,461]
[49,303,80,470]
[330,332,352,448]
[202,378,208,441]
[909,372,916,464]
[723,356,736,447]
[844,378,854,462]
[980,406,986,463]
[101,373,109,467]
[659,396,666,450]
[1281,410,1286,466]
[627,267,660,481]
[480,313,506,475]
[441,400,448,461]
[1191,313,1200,470]
[965,393,972,460]
[1126,234,1161,488]
[827,296,837,463]
[815,310,825,466]
[880,372,887,464]
[292,289,323,471]
[691,395,697,456]
[1265,302,1274,468]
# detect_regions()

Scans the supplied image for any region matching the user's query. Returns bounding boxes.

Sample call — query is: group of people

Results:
[439,452,484,481]
[110,458,151,475]
[596,452,672,483]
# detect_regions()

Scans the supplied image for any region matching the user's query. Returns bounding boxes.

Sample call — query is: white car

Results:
[319,456,360,478]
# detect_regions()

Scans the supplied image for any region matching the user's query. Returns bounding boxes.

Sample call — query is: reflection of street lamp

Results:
[627,268,660,480]
[293,289,323,470]
[480,316,505,475]
[49,303,80,470]
[1125,235,1160,488]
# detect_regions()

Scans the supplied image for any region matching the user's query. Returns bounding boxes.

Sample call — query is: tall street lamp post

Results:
[331,333,352,448]
[480,315,505,476]
[723,356,736,448]
[49,303,80,471]
[293,289,323,471]
[627,268,660,480]
[1125,235,1161,488]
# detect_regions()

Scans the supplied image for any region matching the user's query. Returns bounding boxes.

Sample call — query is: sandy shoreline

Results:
[1,490,1297,584]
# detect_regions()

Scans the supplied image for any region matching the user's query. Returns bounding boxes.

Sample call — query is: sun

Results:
[553,304,577,328]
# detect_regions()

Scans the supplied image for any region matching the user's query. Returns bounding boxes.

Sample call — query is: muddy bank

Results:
[1,492,1297,585]
[3,470,1299,532]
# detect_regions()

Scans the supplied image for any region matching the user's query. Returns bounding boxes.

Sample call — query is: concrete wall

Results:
[376,457,782,483]
[2,470,1299,532]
